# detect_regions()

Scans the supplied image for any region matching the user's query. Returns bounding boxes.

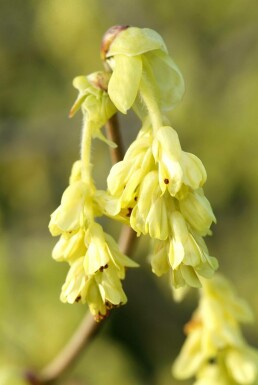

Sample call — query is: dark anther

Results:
[99,264,109,272]
[208,357,217,365]
[126,207,133,217]
[134,196,138,201]
[95,310,110,322]
[164,178,169,184]
[75,296,81,303]
[105,301,114,310]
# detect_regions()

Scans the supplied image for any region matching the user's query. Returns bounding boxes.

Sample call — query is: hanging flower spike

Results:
[49,155,138,320]
[60,225,138,321]
[49,59,140,320]
[106,118,218,289]
[172,274,258,385]
[102,26,185,115]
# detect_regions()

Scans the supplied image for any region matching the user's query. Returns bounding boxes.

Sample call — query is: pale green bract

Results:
[106,27,185,114]
[106,27,168,56]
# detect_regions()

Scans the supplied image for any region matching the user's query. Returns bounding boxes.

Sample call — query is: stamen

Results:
[126,207,133,217]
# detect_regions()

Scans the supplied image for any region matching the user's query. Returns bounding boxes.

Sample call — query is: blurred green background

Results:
[1,0,258,384]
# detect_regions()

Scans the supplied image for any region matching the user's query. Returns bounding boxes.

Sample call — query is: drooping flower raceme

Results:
[173,274,258,385]
[49,71,138,321]
[100,26,218,289]
[106,119,217,288]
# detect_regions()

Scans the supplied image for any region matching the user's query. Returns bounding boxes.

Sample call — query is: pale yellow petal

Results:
[107,27,167,57]
[179,189,216,236]
[172,328,206,379]
[226,347,258,385]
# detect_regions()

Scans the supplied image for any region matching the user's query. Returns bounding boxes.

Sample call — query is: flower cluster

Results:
[49,72,138,321]
[49,25,219,319]
[103,26,218,289]
[173,274,258,385]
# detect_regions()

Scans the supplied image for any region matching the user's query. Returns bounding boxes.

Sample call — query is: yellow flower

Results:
[60,257,87,304]
[149,210,218,288]
[103,26,185,114]
[169,211,218,276]
[49,160,103,238]
[152,126,207,197]
[200,275,254,340]
[172,275,258,385]
[225,346,258,385]
[52,229,86,263]
[85,264,129,321]
[173,326,207,380]
[84,222,138,275]
[130,170,172,240]
[107,129,154,214]
[57,217,138,320]
[179,189,216,236]
[60,250,138,321]
[49,181,87,236]
[149,239,170,276]
[83,223,110,275]
[175,345,258,385]
[49,154,138,320]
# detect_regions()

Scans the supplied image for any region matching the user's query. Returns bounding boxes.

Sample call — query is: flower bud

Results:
[101,25,129,61]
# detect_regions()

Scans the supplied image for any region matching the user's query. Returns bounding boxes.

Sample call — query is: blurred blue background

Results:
[1,1,258,384]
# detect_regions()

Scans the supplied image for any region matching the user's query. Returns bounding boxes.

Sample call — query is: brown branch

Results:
[25,114,136,385]
[105,114,124,163]
[25,314,100,384]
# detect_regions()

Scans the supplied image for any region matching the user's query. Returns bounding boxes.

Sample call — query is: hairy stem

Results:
[25,114,136,385]
[80,118,93,185]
